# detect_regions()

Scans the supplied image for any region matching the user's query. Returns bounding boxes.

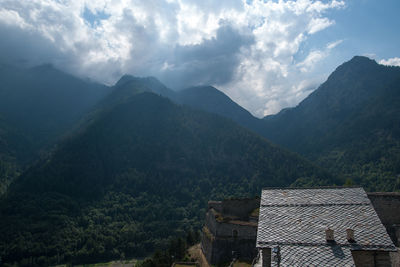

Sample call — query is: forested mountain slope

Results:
[3,56,398,266]
[110,77,266,135]
[174,86,265,134]
[1,92,335,266]
[0,117,31,194]
[0,63,111,194]
[0,63,110,161]
[262,56,400,191]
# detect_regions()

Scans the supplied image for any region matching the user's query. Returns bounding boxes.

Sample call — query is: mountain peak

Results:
[333,55,379,74]
[349,55,377,64]
[115,74,165,89]
[318,56,382,89]
[182,85,223,96]
[115,74,137,87]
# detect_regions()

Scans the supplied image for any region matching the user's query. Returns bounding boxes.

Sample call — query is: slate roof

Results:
[256,187,396,266]
[258,244,356,267]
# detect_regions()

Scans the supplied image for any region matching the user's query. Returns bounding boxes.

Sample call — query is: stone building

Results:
[201,198,260,265]
[368,192,400,246]
[256,187,397,267]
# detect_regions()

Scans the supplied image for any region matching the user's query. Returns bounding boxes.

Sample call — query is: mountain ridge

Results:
[262,56,400,191]
[1,55,399,266]
[0,63,111,159]
[174,85,265,133]
[1,89,336,265]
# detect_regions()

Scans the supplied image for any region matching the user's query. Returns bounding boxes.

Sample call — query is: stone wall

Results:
[351,250,392,267]
[222,198,260,219]
[205,210,218,236]
[201,226,213,264]
[368,192,400,246]
[202,199,259,265]
[208,201,223,214]
[208,237,257,264]
[261,248,271,267]
[201,222,257,264]
[397,227,400,246]
[208,198,260,220]
[217,222,257,238]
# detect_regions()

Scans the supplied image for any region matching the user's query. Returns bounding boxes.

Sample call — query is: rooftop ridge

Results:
[260,202,370,208]
[262,186,363,190]
[256,241,397,251]
[367,192,400,196]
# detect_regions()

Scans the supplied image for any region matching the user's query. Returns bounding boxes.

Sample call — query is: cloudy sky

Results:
[0,0,399,117]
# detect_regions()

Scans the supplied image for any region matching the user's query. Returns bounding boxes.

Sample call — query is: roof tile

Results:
[257,187,397,266]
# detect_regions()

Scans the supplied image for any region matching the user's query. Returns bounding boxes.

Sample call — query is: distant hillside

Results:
[1,91,335,266]
[174,86,265,134]
[0,63,110,161]
[15,92,333,196]
[114,75,175,99]
[0,116,30,194]
[110,78,266,135]
[262,56,400,191]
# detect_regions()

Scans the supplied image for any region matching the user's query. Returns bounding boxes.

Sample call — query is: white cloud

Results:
[326,39,343,50]
[0,8,29,29]
[297,50,326,72]
[308,17,334,34]
[362,53,376,59]
[0,0,346,117]
[379,57,400,67]
[296,39,342,73]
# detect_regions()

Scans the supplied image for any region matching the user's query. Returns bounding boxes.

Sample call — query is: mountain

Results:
[262,56,400,191]
[112,74,175,101]
[100,77,266,136]
[0,63,110,162]
[0,116,30,194]
[5,56,397,265]
[0,63,111,194]
[1,90,336,266]
[174,86,265,133]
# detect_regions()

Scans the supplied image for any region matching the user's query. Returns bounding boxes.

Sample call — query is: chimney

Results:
[325,228,334,243]
[346,228,355,243]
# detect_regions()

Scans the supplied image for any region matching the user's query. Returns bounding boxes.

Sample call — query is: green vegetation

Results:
[250,208,259,217]
[262,56,400,191]
[1,56,399,266]
[0,63,110,195]
[202,226,214,241]
[174,85,265,134]
[232,261,252,267]
[134,231,199,267]
[0,117,27,195]
[0,64,109,149]
[0,92,334,266]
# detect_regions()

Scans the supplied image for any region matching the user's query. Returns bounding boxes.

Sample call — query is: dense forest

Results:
[0,117,28,195]
[0,92,334,266]
[0,63,110,194]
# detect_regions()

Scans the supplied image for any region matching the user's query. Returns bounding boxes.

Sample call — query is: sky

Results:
[0,0,399,117]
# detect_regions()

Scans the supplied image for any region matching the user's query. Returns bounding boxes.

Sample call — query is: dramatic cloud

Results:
[379,57,400,67]
[0,0,346,116]
[297,40,342,73]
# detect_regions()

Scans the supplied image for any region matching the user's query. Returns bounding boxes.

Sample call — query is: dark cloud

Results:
[157,25,254,89]
[0,0,346,116]
[0,23,64,68]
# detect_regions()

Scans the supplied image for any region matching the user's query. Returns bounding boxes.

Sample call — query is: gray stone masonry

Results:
[201,198,260,265]
[352,250,392,267]
[203,190,400,266]
[208,198,260,220]
[368,192,400,246]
